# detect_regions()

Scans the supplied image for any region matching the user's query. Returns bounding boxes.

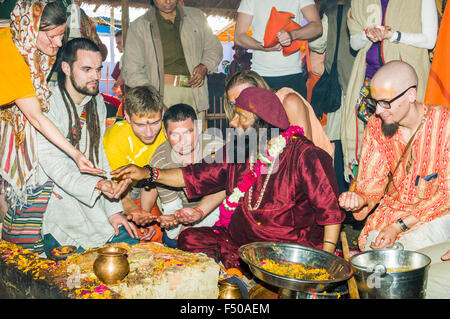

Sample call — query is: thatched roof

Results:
[80,0,241,19]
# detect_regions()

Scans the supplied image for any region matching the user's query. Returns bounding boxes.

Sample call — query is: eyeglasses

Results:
[367,85,417,110]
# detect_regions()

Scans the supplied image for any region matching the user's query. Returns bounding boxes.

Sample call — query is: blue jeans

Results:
[108,227,141,246]
[43,226,140,256]
[162,230,178,249]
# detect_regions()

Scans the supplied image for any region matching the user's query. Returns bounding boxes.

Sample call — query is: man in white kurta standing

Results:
[37,38,143,256]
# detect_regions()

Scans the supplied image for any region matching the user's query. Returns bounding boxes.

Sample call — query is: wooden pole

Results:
[340,231,360,299]
[121,0,130,43]
[110,6,115,35]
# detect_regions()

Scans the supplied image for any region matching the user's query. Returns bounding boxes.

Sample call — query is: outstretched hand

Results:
[339,191,367,211]
[126,209,158,226]
[138,225,157,241]
[156,215,179,228]
[174,207,204,224]
[109,212,139,239]
[111,164,149,181]
[98,178,131,199]
[369,223,401,250]
[74,151,106,175]
[339,191,369,221]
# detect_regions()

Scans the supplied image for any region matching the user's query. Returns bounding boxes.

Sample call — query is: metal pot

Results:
[350,243,431,299]
[218,280,243,299]
[93,247,129,285]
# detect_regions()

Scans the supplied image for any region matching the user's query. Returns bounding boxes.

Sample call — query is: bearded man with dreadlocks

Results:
[31,38,143,256]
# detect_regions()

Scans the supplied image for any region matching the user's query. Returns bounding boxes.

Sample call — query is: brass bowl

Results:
[93,246,129,285]
[218,280,243,299]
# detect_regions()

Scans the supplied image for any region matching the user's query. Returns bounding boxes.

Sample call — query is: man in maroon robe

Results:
[112,87,345,270]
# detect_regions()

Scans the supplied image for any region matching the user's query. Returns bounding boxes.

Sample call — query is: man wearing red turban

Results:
[112,87,344,271]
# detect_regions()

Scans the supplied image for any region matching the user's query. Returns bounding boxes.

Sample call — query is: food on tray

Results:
[259,259,334,281]
[50,245,76,257]
[386,267,413,272]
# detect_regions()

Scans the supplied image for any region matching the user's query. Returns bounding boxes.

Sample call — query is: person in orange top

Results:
[425,0,450,108]
[339,61,449,252]
[0,0,104,205]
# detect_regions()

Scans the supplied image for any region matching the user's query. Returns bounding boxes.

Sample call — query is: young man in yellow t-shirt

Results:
[103,86,166,243]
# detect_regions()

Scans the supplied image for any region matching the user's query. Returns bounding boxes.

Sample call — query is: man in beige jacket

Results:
[122,0,223,122]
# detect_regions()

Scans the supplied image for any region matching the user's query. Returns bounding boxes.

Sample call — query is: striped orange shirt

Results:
[354,104,449,250]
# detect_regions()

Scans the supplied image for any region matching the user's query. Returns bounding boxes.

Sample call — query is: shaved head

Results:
[371,61,418,100]
[370,61,420,137]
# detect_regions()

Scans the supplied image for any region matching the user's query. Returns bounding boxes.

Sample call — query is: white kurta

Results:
[38,83,123,249]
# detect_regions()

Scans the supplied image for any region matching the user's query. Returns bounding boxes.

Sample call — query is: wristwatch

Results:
[395,218,408,232]
[393,31,402,43]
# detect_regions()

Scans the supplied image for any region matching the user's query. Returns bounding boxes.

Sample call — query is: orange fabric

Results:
[217,31,233,42]
[305,50,326,124]
[319,112,327,127]
[306,72,321,102]
[115,101,124,119]
[263,7,308,56]
[425,6,450,108]
[0,27,36,106]
[276,87,334,157]
[219,265,243,279]
[216,24,253,42]
[134,198,163,243]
